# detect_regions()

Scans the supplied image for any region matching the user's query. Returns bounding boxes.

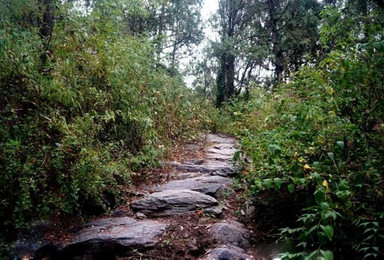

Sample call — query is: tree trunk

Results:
[216,53,227,107]
[225,53,235,99]
[38,0,55,70]
[268,0,283,84]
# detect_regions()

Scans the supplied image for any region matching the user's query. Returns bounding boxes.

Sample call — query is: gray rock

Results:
[172,172,207,179]
[163,161,236,175]
[207,145,237,155]
[135,212,147,219]
[131,190,221,217]
[211,166,237,177]
[205,246,252,260]
[153,176,232,197]
[183,158,204,165]
[61,217,167,256]
[206,134,236,145]
[204,206,224,217]
[162,161,212,173]
[210,222,250,249]
[206,153,234,162]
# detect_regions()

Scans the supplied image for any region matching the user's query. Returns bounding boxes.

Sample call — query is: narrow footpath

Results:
[16,134,278,260]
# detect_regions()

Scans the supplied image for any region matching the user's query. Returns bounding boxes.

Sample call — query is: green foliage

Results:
[0,0,207,238]
[210,5,384,259]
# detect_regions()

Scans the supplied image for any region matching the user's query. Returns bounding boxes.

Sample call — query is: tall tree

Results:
[214,0,255,106]
[84,0,203,74]
[211,0,321,102]
[38,0,55,70]
[260,0,321,84]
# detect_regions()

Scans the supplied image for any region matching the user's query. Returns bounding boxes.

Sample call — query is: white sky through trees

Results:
[183,0,219,87]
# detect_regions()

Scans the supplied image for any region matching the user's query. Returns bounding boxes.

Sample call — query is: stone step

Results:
[131,189,222,217]
[206,134,236,145]
[208,144,237,153]
[152,175,232,197]
[163,161,237,177]
[206,152,234,162]
[60,217,167,258]
[209,221,251,249]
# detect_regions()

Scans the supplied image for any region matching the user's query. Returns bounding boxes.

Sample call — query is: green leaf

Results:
[314,187,326,204]
[233,151,240,162]
[311,172,322,185]
[263,178,273,189]
[288,183,295,193]
[274,178,282,189]
[321,250,334,260]
[321,225,334,241]
[327,152,334,160]
[336,141,344,149]
[321,202,329,211]
[268,144,280,156]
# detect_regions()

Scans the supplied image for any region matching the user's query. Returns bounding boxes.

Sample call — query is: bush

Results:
[215,7,384,257]
[0,1,209,239]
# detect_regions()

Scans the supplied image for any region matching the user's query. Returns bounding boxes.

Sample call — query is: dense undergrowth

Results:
[2,1,384,259]
[212,7,384,260]
[0,1,210,249]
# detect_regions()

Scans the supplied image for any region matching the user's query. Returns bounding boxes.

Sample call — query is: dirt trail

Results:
[14,134,282,260]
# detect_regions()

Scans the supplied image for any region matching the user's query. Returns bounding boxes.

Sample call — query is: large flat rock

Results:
[207,145,237,155]
[163,161,237,177]
[206,134,236,145]
[210,221,250,249]
[131,190,221,217]
[206,152,234,162]
[61,217,167,256]
[152,176,232,197]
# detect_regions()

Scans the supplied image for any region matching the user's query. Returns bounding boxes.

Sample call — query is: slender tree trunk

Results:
[268,0,283,84]
[225,54,235,99]
[216,53,227,107]
[38,0,55,70]
[170,39,177,75]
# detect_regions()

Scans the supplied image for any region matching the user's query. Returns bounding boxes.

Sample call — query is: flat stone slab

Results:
[163,161,236,176]
[206,152,234,162]
[170,172,207,180]
[210,221,250,249]
[131,190,221,217]
[207,145,237,154]
[61,217,167,256]
[204,246,252,260]
[153,176,232,197]
[206,134,236,145]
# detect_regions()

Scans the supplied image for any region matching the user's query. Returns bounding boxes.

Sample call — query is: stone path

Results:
[16,134,257,260]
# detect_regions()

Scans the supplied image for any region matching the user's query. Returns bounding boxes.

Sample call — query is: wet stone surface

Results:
[130,189,221,217]
[60,217,167,257]
[152,175,232,197]
[210,221,251,249]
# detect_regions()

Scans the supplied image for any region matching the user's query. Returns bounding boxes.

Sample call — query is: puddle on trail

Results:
[250,241,291,260]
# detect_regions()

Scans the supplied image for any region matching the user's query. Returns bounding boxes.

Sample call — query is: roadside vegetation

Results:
[1,0,384,259]
[0,0,210,252]
[210,3,384,259]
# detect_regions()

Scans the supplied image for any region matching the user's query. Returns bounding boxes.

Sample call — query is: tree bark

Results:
[268,0,283,84]
[38,0,55,70]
